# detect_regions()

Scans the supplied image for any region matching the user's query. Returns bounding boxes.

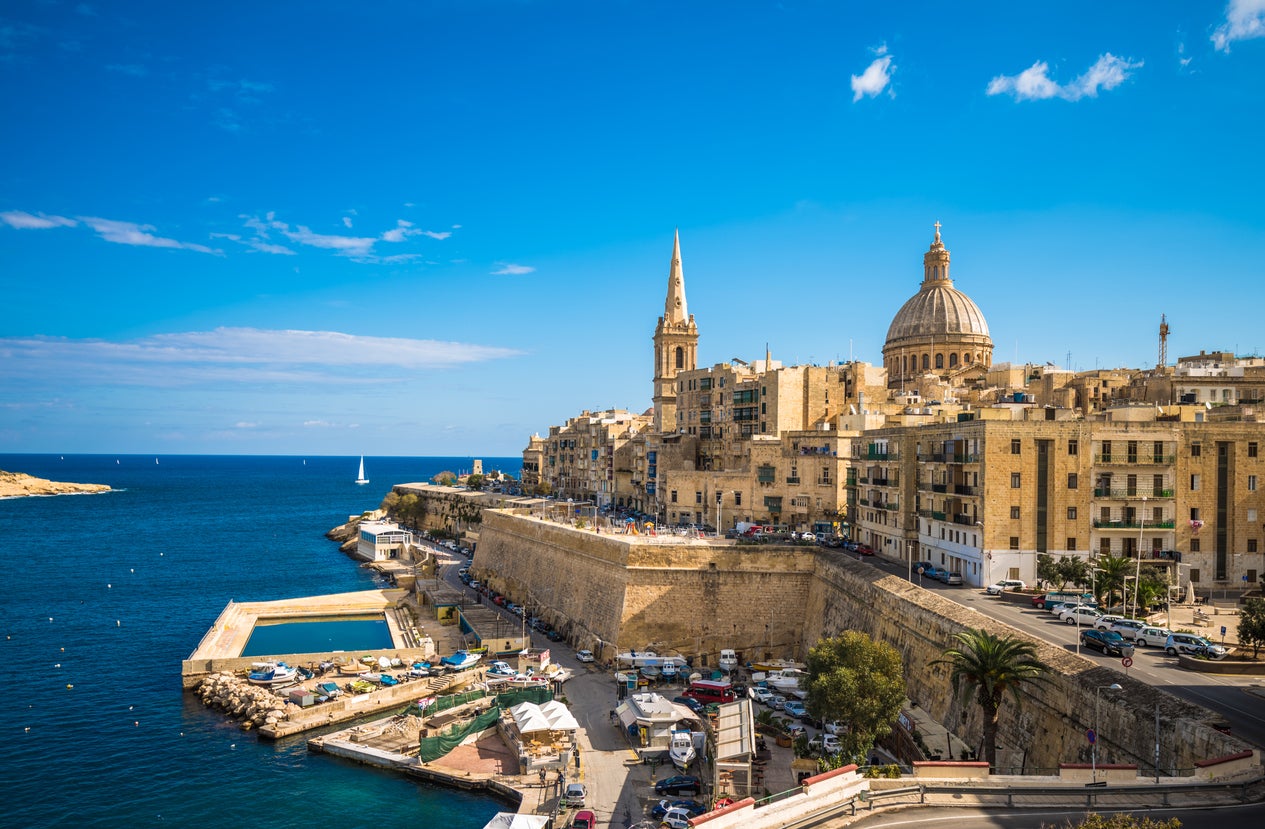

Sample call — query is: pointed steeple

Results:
[664,228,688,324]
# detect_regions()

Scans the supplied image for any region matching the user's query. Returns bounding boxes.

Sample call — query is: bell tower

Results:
[652,230,698,432]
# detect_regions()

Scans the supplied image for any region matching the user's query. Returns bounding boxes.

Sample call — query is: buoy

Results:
[116,621,121,627]
[130,569,134,574]
[108,584,112,588]
[24,727,29,732]
[60,647,64,652]
[134,721,139,727]
[54,663,60,668]
[49,617,53,622]
[66,684,73,690]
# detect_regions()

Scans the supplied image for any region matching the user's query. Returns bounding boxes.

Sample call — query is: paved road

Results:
[863,553,1265,750]
[839,801,1265,829]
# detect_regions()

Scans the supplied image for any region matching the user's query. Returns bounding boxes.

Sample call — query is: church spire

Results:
[664,228,688,324]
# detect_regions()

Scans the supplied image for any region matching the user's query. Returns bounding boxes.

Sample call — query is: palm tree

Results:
[1092,554,1133,608]
[933,628,1050,770]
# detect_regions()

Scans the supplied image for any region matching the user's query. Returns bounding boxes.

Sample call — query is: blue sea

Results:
[0,454,520,828]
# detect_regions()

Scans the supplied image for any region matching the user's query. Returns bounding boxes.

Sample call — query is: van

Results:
[1033,590,1094,610]
[682,678,736,704]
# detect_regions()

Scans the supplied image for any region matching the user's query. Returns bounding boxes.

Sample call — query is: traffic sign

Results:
[1221,626,1227,636]
[1121,656,1133,668]
[1086,728,1096,744]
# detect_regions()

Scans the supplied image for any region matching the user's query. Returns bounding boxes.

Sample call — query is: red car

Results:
[855,544,875,556]
[571,810,596,829]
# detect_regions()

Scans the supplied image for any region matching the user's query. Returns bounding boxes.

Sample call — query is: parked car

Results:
[576,649,595,663]
[1132,626,1173,648]
[782,700,808,719]
[560,782,587,807]
[654,775,702,796]
[1080,628,1136,657]
[660,808,694,829]
[824,720,845,736]
[748,686,773,704]
[1093,614,1126,630]
[673,695,705,714]
[1165,633,1228,659]
[1109,619,1147,638]
[915,561,936,576]
[987,579,1026,595]
[1059,605,1103,625]
[785,722,807,739]
[571,810,596,829]
[808,733,841,754]
[941,572,964,586]
[650,799,706,820]
[769,694,787,710]
[1047,601,1074,616]
[546,629,564,642]
[855,544,876,556]
[924,566,946,581]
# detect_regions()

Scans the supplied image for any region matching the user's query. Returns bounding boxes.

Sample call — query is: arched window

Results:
[935,353,944,369]
[949,353,958,368]
[921,354,930,371]
[965,353,973,363]
[675,346,684,370]
[902,355,908,375]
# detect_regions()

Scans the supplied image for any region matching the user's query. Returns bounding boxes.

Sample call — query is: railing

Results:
[866,450,889,460]
[1093,488,1176,498]
[816,478,834,486]
[1092,519,1177,529]
[929,453,947,462]
[953,484,978,496]
[858,498,870,506]
[931,483,948,493]
[1095,454,1177,464]
[952,453,979,463]
[871,478,891,487]
[786,477,800,485]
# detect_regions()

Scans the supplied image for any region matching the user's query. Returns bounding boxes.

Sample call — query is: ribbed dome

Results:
[885,285,990,342]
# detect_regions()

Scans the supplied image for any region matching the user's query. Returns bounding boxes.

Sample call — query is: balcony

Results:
[1094,454,1177,465]
[1092,519,1177,529]
[953,484,978,496]
[929,453,947,463]
[931,483,948,493]
[953,514,976,526]
[1093,488,1176,498]
[866,450,889,460]
[871,478,891,487]
[918,509,948,522]
[950,453,978,463]
[816,477,835,487]
[786,477,801,485]
[858,498,870,506]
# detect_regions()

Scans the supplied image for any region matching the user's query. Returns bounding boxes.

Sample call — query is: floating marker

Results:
[116,621,121,627]
[134,721,139,727]
[130,569,134,574]
[49,617,53,622]
[108,584,112,588]
[66,684,73,690]
[60,647,64,652]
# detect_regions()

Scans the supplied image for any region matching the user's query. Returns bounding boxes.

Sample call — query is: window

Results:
[670,490,678,503]
[1191,540,1201,553]
[733,492,742,507]
[695,491,702,504]
[1250,508,1257,522]
[675,347,684,369]
[1190,568,1200,582]
[1010,506,1020,519]
[1011,439,1021,455]
[1068,507,1078,520]
[1251,442,1259,458]
[1191,507,1201,521]
[1249,539,1259,553]
[1009,536,1020,550]
[1191,473,1200,491]
[1250,475,1258,492]
[1067,473,1078,489]
[1067,538,1077,551]
[1068,439,1079,456]
[1011,473,1021,488]
[1191,442,1202,457]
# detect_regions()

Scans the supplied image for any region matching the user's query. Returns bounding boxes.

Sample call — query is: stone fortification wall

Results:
[474,511,814,666]
[803,554,1249,774]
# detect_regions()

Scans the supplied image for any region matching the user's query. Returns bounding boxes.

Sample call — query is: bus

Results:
[1033,590,1096,610]
[682,678,736,704]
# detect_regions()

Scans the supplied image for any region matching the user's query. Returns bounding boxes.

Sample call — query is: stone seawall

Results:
[475,510,1251,773]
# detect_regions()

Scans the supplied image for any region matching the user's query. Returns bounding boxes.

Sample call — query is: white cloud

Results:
[78,216,218,253]
[381,219,416,243]
[421,230,451,240]
[105,63,147,77]
[342,216,353,228]
[1,210,77,229]
[0,328,524,389]
[247,240,296,255]
[1213,0,1265,51]
[234,421,259,429]
[987,53,1142,101]
[851,54,894,102]
[492,262,535,276]
[240,213,451,261]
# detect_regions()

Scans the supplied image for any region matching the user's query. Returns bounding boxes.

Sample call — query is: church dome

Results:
[885,283,990,342]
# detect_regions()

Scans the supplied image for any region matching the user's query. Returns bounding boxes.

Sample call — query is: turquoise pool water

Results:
[241,614,394,656]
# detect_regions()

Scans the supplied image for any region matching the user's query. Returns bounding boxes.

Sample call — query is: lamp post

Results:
[1132,496,1146,619]
[716,491,723,537]
[1093,683,1122,783]
[907,539,913,582]
[975,520,988,587]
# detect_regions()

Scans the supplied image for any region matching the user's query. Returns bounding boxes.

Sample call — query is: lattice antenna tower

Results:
[1158,314,1170,369]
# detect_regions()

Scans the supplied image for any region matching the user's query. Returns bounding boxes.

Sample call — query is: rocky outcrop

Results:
[0,470,110,498]
[196,672,293,730]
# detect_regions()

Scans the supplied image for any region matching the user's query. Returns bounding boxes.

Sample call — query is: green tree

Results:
[1057,556,1091,591]
[466,473,485,491]
[1238,597,1265,659]
[1036,554,1059,589]
[1045,814,1181,829]
[432,470,457,486]
[933,628,1050,770]
[804,631,906,765]
[1092,555,1133,608]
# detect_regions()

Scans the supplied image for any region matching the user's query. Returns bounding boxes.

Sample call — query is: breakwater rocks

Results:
[0,470,110,498]
[196,672,292,730]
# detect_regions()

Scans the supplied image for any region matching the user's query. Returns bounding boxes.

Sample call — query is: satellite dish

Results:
[1205,401,1212,410]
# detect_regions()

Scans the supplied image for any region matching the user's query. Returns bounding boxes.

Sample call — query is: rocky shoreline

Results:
[0,470,111,499]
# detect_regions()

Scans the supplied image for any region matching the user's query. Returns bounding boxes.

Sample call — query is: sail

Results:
[355,456,369,484]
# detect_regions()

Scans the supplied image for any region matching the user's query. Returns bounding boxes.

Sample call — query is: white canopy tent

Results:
[508,702,554,734]
[538,699,580,731]
[482,813,550,829]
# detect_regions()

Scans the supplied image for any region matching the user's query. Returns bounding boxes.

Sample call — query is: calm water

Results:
[0,454,519,828]
[242,616,393,657]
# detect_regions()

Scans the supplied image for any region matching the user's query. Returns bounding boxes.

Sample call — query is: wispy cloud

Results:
[851,45,895,102]
[492,262,535,276]
[79,216,218,253]
[986,53,1143,101]
[1,210,77,229]
[1213,0,1265,51]
[105,63,147,77]
[240,213,453,261]
[0,328,524,389]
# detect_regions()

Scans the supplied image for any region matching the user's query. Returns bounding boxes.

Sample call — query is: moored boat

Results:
[247,661,298,686]
[669,728,697,770]
[439,650,482,670]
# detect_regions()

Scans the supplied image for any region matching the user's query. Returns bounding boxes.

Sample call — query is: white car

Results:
[1132,626,1173,648]
[808,733,841,754]
[1059,605,1103,625]
[986,579,1026,595]
[748,686,773,704]
[1093,614,1125,630]
[576,649,595,663]
[1109,619,1147,638]
[824,720,845,736]
[560,782,586,807]
[661,808,693,829]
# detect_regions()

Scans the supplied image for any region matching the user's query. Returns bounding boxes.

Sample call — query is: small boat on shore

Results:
[749,658,804,673]
[316,681,342,699]
[669,728,697,770]
[718,649,739,672]
[439,650,481,670]
[247,661,298,686]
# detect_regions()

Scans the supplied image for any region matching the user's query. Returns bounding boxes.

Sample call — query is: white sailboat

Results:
[355,456,369,485]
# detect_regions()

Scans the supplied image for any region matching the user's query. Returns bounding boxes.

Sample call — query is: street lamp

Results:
[975,521,988,587]
[1093,683,1122,783]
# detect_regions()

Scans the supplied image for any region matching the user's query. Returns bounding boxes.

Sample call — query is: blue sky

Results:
[3,1,1264,457]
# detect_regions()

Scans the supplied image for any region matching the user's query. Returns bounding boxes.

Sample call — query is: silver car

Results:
[1133,626,1173,647]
